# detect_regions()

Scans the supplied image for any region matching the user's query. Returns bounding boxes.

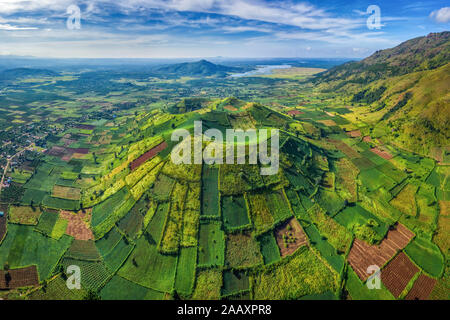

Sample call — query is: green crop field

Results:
[118,236,178,292]
[201,165,220,218]
[174,246,197,297]
[100,275,165,300]
[405,236,444,277]
[221,270,250,297]
[345,266,394,300]
[0,29,448,301]
[221,195,250,231]
[252,248,338,299]
[258,231,281,265]
[197,222,225,268]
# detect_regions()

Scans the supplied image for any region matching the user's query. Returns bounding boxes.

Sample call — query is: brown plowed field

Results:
[381,252,419,298]
[370,147,393,160]
[275,217,308,257]
[129,141,168,171]
[405,274,436,300]
[0,265,39,289]
[327,139,361,159]
[347,223,414,281]
[287,110,304,116]
[346,130,361,138]
[60,209,94,240]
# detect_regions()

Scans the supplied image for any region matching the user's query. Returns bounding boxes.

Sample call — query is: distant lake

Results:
[230,64,292,78]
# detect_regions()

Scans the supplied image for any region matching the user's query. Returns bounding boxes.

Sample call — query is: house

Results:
[0,211,4,217]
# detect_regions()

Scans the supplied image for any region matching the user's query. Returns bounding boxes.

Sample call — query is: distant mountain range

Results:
[155,59,242,77]
[316,31,449,157]
[0,68,59,81]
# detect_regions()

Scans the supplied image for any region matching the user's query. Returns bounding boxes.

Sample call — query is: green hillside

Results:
[316,32,450,157]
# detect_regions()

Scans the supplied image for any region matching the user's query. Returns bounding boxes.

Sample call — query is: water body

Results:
[230,64,292,78]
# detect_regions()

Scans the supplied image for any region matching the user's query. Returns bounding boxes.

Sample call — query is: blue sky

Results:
[0,0,449,58]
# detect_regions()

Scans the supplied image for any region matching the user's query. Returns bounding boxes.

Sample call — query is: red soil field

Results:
[327,139,361,159]
[405,274,436,300]
[224,105,238,112]
[439,201,449,216]
[347,223,415,281]
[370,147,393,160]
[381,252,419,298]
[0,265,39,289]
[275,217,308,257]
[47,146,66,157]
[286,110,304,116]
[129,141,168,171]
[68,148,90,154]
[363,136,372,142]
[60,209,94,241]
[75,124,95,130]
[346,130,361,138]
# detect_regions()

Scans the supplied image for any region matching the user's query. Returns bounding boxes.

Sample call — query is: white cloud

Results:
[0,0,72,14]
[430,7,450,23]
[221,26,272,33]
[0,23,38,30]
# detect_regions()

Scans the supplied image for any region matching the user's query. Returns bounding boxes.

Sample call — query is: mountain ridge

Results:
[315,31,450,157]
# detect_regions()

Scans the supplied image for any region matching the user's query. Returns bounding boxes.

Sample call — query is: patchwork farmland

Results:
[0,31,449,301]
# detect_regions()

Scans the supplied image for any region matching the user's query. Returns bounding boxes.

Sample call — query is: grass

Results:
[92,190,136,239]
[345,266,395,300]
[307,204,352,253]
[50,217,68,240]
[100,275,165,300]
[390,183,419,216]
[222,270,250,297]
[225,233,263,269]
[252,247,338,299]
[221,195,250,231]
[52,185,81,201]
[150,174,175,202]
[266,190,293,223]
[404,236,444,277]
[191,269,222,300]
[334,204,389,244]
[28,275,87,300]
[118,236,178,292]
[247,192,274,235]
[303,224,345,273]
[9,205,42,225]
[34,210,59,235]
[174,246,197,297]
[258,232,281,265]
[65,240,101,261]
[197,222,225,268]
[159,182,188,254]
[103,237,135,273]
[95,227,122,257]
[60,258,112,291]
[315,188,346,215]
[201,165,220,218]
[146,202,169,244]
[0,224,72,280]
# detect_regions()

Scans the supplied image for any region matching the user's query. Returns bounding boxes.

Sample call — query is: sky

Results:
[0,0,449,59]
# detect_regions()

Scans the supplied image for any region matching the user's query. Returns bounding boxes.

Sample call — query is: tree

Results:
[83,289,101,300]
[3,262,11,286]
